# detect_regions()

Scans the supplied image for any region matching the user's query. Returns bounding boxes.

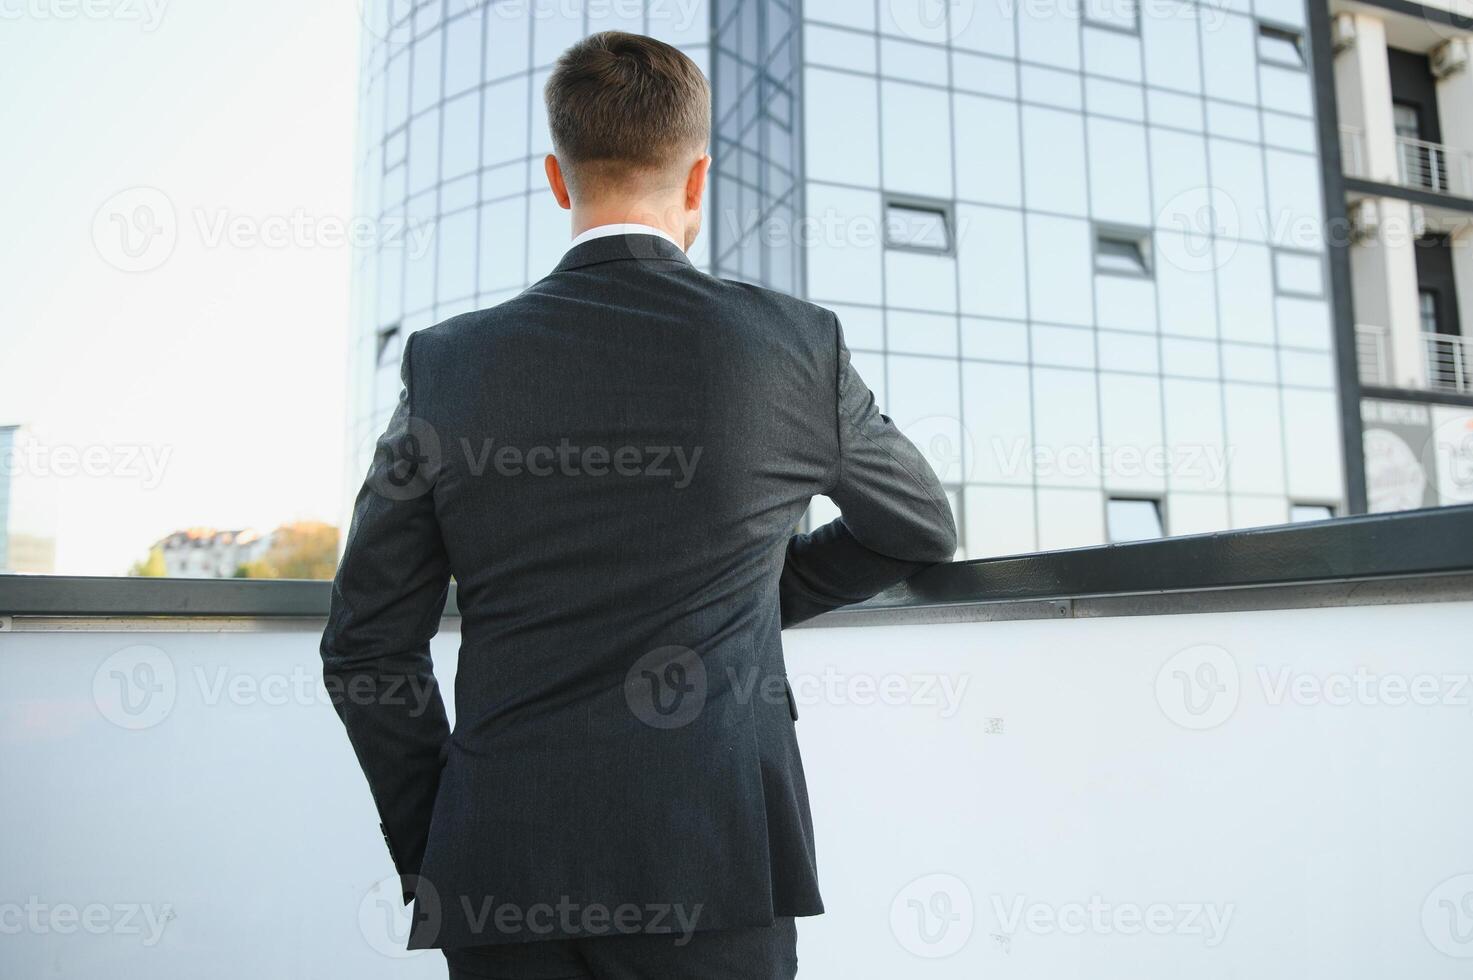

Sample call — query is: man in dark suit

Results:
[322,30,956,980]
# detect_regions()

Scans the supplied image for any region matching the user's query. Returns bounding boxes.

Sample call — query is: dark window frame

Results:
[1082,0,1141,36]
[882,195,956,257]
[375,323,402,366]
[1257,22,1307,69]
[1093,225,1154,279]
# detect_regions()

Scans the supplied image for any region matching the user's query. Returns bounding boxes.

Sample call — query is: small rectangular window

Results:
[1107,497,1164,542]
[1290,503,1335,523]
[1094,228,1152,278]
[884,198,953,254]
[375,324,401,366]
[1419,289,1441,335]
[1257,24,1306,68]
[1083,0,1139,35]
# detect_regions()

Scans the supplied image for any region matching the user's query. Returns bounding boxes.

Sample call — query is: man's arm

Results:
[320,332,452,903]
[780,316,958,627]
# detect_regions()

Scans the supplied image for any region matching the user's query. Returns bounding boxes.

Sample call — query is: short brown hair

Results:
[544,31,711,196]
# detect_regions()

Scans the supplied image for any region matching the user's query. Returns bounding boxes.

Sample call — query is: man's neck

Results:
[571,203,686,250]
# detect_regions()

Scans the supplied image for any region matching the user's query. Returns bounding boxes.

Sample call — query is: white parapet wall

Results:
[3,592,1473,978]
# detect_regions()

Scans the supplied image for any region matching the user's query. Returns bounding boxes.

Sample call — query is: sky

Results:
[0,0,362,574]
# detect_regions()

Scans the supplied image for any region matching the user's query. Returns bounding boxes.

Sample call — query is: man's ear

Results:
[545,155,572,211]
[685,154,711,212]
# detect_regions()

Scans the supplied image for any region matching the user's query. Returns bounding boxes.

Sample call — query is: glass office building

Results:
[349,0,1349,558]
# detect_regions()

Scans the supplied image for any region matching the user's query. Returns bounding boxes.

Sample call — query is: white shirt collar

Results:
[568,222,683,252]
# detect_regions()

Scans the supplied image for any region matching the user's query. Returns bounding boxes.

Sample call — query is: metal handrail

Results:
[1356,323,1390,386]
[4,506,1473,619]
[1395,135,1454,194]
[1339,126,1473,198]
[1425,331,1473,394]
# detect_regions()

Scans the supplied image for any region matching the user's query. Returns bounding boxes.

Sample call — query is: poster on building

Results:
[1430,405,1473,507]
[1360,399,1437,512]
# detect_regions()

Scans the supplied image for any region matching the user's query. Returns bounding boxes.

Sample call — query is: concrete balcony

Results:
[1358,323,1473,394]
[3,507,1473,977]
[1342,126,1473,201]
[1426,331,1473,394]
[1396,135,1472,198]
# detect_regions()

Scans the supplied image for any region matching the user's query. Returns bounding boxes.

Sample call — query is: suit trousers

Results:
[442,917,798,980]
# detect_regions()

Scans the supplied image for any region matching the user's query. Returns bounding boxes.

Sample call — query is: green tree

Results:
[236,522,340,580]
[128,546,167,577]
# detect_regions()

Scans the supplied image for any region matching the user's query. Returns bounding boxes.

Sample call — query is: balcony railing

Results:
[1339,126,1473,199]
[3,508,1473,977]
[1397,135,1465,196]
[1357,326,1473,393]
[1427,331,1473,394]
[1356,323,1391,387]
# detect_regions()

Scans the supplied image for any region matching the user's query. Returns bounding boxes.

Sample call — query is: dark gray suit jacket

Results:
[321,233,956,949]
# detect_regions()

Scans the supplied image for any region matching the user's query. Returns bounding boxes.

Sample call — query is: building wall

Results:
[1328,0,1473,511]
[347,0,712,498]
[795,0,1343,556]
[710,0,803,293]
[349,0,1349,558]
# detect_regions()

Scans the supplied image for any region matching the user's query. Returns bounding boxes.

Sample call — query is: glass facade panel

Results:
[346,0,1344,560]
[1107,498,1164,542]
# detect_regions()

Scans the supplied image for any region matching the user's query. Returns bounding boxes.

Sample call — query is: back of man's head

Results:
[544,31,711,203]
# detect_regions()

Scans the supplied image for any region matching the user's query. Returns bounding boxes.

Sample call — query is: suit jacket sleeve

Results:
[320,331,452,903]
[779,314,958,627]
